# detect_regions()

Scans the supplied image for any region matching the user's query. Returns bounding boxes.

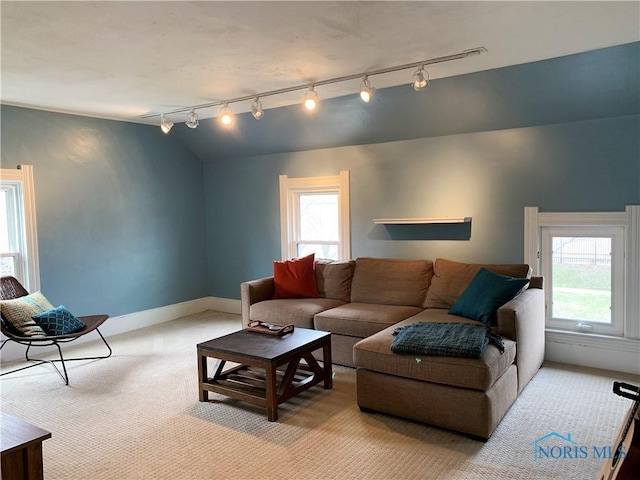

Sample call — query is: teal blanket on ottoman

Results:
[391,322,505,358]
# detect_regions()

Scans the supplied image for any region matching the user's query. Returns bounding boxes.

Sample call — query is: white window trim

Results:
[540,225,624,336]
[524,206,639,341]
[525,206,640,374]
[626,205,640,340]
[279,171,350,261]
[0,165,40,291]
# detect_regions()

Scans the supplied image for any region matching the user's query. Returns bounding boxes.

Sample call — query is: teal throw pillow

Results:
[448,268,530,325]
[32,305,86,336]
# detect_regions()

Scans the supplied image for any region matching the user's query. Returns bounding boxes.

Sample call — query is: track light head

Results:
[185,110,199,129]
[251,98,264,120]
[412,66,429,91]
[160,114,173,134]
[219,104,234,126]
[304,87,318,111]
[359,76,375,102]
[143,48,486,128]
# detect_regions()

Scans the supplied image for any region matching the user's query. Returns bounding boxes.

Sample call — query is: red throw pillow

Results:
[273,253,320,298]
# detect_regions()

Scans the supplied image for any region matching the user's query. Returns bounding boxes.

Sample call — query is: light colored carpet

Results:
[1,310,638,480]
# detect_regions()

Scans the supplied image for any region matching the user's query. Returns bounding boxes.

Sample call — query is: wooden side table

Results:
[1,413,51,480]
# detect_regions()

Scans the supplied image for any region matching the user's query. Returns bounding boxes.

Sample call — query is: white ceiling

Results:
[1,1,638,126]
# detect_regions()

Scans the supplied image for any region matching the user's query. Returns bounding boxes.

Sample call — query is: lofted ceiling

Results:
[1,1,638,126]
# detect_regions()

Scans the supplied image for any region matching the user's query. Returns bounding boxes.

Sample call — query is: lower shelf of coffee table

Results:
[202,363,321,405]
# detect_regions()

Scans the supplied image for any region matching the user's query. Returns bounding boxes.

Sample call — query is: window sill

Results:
[545,328,640,374]
[545,329,639,353]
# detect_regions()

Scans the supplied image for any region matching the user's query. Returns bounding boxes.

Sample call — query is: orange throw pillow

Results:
[273,254,320,298]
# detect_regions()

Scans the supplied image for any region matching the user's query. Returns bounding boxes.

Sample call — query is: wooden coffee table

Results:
[197,327,332,421]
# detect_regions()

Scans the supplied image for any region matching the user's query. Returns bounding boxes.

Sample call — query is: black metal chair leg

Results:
[54,342,69,385]
[2,328,112,385]
[94,328,112,358]
[23,342,69,385]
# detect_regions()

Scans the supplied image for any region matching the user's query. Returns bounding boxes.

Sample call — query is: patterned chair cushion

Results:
[32,305,86,336]
[0,292,54,336]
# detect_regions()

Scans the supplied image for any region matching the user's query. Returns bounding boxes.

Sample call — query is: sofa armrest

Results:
[497,277,545,393]
[240,277,275,327]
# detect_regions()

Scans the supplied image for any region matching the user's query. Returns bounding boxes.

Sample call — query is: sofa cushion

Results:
[250,298,345,329]
[273,253,319,299]
[315,259,355,302]
[350,258,433,307]
[424,258,531,309]
[449,268,530,325]
[405,308,472,324]
[354,316,516,391]
[314,303,422,338]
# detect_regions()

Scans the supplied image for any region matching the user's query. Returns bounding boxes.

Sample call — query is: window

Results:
[0,165,40,291]
[1,185,21,278]
[525,207,640,340]
[280,171,350,260]
[541,227,624,336]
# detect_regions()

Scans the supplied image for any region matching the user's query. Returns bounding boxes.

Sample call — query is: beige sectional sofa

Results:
[241,257,545,439]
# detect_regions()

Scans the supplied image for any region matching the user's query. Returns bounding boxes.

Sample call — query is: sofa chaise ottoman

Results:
[241,256,545,439]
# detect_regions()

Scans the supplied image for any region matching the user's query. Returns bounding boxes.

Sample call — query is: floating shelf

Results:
[373,217,471,225]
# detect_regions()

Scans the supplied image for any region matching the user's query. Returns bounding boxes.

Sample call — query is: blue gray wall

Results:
[1,43,638,308]
[199,43,640,299]
[0,106,208,317]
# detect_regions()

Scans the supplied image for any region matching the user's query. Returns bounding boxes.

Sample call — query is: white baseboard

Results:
[1,296,241,363]
[208,297,241,315]
[545,330,640,375]
[5,300,636,376]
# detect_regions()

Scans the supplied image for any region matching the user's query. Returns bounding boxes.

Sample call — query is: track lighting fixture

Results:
[359,76,375,102]
[143,47,487,132]
[251,98,264,120]
[160,114,173,134]
[412,66,429,91]
[185,110,199,129]
[219,104,234,126]
[304,87,318,111]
